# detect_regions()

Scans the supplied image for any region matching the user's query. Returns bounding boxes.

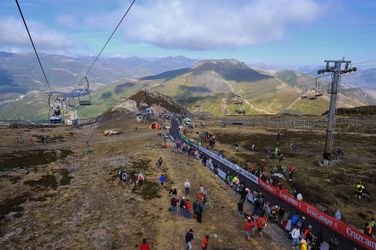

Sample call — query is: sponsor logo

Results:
[346,227,376,250]
[306,207,334,227]
[279,191,299,207]
[259,181,274,193]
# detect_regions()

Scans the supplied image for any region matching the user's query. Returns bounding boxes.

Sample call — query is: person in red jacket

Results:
[244,219,254,240]
[185,198,191,219]
[139,238,150,250]
[202,235,209,250]
[289,164,295,181]
[257,216,267,238]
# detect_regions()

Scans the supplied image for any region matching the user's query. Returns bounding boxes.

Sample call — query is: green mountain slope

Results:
[0,59,371,119]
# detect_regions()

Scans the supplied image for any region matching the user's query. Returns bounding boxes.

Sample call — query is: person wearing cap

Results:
[185,229,194,250]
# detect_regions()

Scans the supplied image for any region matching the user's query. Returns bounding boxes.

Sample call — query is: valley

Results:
[2,58,375,121]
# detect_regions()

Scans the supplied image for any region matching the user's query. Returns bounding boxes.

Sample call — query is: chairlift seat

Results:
[79,100,92,106]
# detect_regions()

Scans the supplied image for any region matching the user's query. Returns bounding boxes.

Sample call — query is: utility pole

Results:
[317,59,357,163]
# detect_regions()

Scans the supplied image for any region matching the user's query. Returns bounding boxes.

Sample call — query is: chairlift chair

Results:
[48,94,63,124]
[78,76,92,106]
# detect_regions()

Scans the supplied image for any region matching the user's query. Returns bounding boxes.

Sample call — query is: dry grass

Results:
[0,116,286,249]
[186,121,376,229]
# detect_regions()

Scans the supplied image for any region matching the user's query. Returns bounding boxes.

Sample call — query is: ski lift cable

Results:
[14,0,53,95]
[77,0,136,87]
[352,60,376,66]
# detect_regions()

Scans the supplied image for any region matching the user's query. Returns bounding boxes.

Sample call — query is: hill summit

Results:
[141,59,271,83]
[114,89,189,115]
[191,59,271,82]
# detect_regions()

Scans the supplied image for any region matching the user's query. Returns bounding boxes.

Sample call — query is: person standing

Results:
[159,174,167,189]
[169,187,177,196]
[291,226,301,249]
[139,238,150,250]
[257,216,267,238]
[179,197,186,216]
[138,171,144,186]
[245,219,252,240]
[185,198,191,219]
[131,172,137,187]
[335,210,341,221]
[300,239,308,250]
[185,229,194,250]
[195,201,204,223]
[237,200,244,217]
[289,164,295,181]
[170,196,178,214]
[184,179,191,195]
[201,235,209,250]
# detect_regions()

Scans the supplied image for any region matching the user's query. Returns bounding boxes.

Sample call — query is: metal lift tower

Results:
[317,59,357,163]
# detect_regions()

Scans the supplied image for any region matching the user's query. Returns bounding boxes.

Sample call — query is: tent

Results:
[148,122,161,129]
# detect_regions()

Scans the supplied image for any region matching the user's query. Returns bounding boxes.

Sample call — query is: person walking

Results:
[131,172,137,187]
[169,187,177,196]
[179,197,186,216]
[289,164,295,181]
[237,200,244,217]
[139,238,150,250]
[257,216,267,238]
[119,168,127,187]
[184,179,191,195]
[300,238,308,250]
[335,210,341,221]
[156,157,163,169]
[195,201,204,223]
[185,229,194,250]
[291,226,301,249]
[185,198,191,219]
[137,171,144,186]
[159,174,167,189]
[201,235,209,250]
[245,219,253,240]
[170,196,178,214]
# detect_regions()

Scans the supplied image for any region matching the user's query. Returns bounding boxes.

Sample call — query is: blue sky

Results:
[0,0,375,67]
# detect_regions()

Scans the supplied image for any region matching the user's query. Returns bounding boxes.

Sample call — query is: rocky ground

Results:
[0,114,289,249]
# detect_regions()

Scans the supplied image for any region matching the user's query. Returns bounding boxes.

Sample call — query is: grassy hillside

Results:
[0,59,371,119]
[76,80,152,119]
[0,91,49,120]
[290,98,329,114]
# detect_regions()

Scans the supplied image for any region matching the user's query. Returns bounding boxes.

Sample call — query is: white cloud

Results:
[0,16,74,51]
[56,15,79,29]
[118,0,323,50]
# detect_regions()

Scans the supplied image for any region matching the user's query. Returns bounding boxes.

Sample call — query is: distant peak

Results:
[193,59,246,68]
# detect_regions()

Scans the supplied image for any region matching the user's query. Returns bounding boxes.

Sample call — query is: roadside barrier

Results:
[170,116,375,250]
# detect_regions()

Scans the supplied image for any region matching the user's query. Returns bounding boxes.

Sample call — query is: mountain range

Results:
[1,51,376,120]
[0,51,197,101]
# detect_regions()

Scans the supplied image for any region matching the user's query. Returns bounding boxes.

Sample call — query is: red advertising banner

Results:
[258,179,376,250]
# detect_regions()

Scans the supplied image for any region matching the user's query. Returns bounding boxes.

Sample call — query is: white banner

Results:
[217,168,227,180]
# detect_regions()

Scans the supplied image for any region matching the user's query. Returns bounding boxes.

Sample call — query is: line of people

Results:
[172,136,343,250]
[169,180,208,224]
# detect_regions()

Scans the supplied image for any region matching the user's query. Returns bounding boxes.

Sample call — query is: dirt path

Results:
[153,146,287,249]
[221,98,231,115]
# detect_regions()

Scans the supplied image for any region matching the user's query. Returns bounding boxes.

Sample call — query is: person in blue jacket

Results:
[159,174,167,189]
